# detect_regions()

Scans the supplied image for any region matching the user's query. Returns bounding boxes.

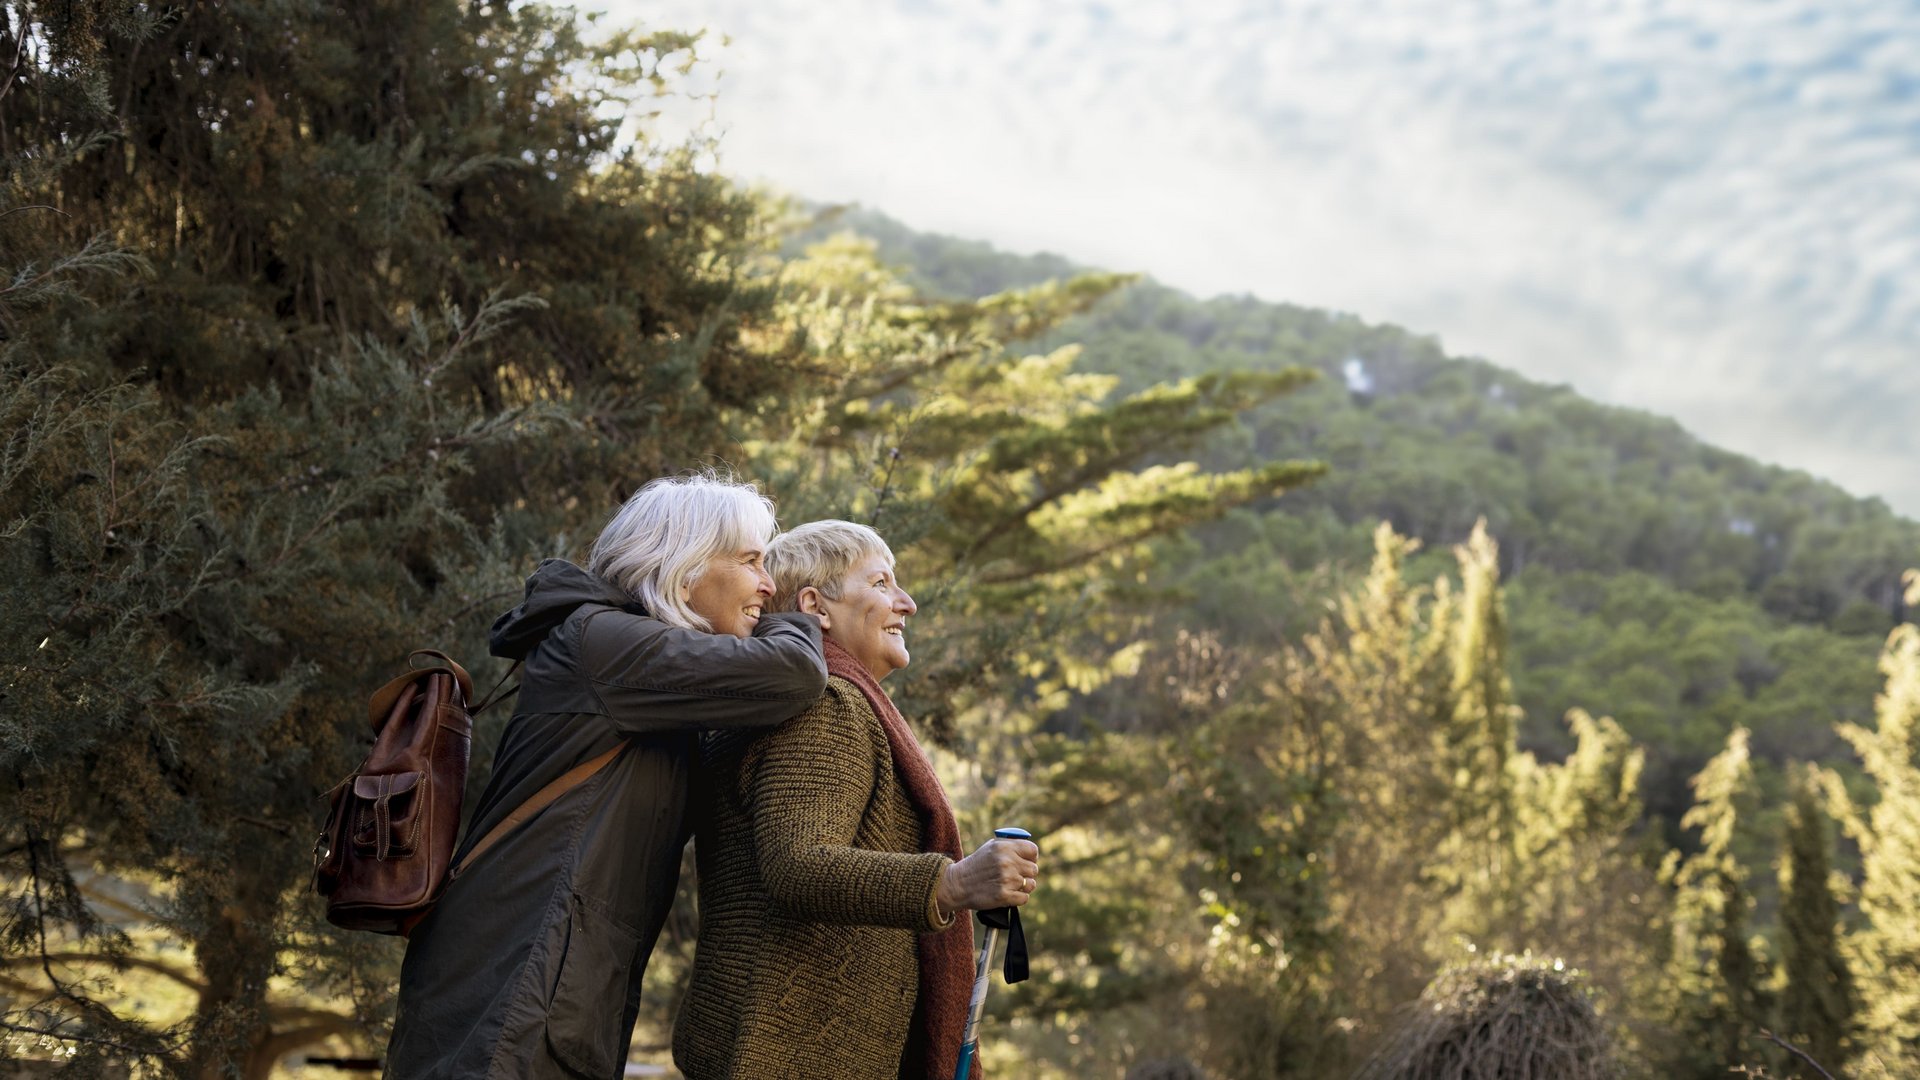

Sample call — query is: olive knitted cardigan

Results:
[673,654,967,1080]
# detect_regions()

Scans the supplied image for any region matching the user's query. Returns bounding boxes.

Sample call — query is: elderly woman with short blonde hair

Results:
[674,520,1041,1080]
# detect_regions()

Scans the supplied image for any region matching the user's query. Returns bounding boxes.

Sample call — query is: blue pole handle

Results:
[993,826,1032,841]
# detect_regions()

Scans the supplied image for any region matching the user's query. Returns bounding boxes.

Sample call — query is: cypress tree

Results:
[1777,764,1854,1077]
[1435,520,1525,936]
[1507,706,1662,1029]
[1314,524,1459,1022]
[1833,569,1920,1075]
[1174,523,1660,1076]
[1150,523,1457,1079]
[1660,727,1769,1079]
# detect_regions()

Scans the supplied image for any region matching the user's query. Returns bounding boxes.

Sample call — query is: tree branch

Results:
[0,204,68,220]
[0,1018,173,1060]
[73,876,157,923]
[1756,1029,1837,1080]
[0,18,33,108]
[1,951,208,995]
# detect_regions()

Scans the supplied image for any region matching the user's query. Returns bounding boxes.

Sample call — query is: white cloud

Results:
[600,0,1920,514]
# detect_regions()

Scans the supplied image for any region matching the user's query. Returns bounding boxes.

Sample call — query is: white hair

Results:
[766,519,894,613]
[588,471,778,632]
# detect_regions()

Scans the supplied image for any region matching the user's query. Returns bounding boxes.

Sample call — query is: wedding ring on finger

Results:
[1021,876,1036,893]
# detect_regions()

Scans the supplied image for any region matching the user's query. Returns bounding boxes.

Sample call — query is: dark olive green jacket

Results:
[385,560,826,1080]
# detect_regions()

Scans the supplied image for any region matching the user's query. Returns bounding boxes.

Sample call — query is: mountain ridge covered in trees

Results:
[818,206,1914,625]
[809,204,1914,818]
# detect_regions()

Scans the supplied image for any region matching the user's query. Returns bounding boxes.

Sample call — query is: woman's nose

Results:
[896,589,917,615]
[756,567,775,596]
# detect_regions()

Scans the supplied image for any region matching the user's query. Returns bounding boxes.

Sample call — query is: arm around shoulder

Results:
[581,610,827,735]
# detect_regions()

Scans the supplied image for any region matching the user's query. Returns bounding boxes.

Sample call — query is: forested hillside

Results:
[820,205,1916,833]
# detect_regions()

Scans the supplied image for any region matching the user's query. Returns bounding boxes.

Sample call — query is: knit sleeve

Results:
[747,682,951,932]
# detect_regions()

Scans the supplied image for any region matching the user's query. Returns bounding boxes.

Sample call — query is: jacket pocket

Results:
[546,892,640,1077]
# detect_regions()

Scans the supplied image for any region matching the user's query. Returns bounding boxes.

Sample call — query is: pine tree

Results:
[747,233,1325,748]
[1777,764,1854,1078]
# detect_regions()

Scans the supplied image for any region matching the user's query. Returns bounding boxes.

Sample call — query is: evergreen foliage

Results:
[1777,764,1854,1078]
[1659,728,1770,1078]
[1436,522,1524,937]
[742,232,1326,747]
[1832,570,1920,1077]
[0,1,805,1072]
[1068,524,1660,1078]
[828,218,1914,1080]
[1298,525,1457,1025]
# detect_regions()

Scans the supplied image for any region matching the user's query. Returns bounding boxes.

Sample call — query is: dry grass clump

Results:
[1355,952,1620,1080]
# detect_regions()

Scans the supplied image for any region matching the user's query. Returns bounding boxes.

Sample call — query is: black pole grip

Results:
[978,827,1032,984]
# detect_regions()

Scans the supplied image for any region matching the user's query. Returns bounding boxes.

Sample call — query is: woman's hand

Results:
[935,836,1040,917]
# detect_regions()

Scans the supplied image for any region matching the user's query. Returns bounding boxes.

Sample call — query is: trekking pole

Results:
[954,827,1032,1080]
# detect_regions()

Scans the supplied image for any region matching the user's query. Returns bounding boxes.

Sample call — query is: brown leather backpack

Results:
[314,649,625,936]
[314,650,488,934]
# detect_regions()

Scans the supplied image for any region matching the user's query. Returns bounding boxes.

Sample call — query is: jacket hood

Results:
[490,559,645,660]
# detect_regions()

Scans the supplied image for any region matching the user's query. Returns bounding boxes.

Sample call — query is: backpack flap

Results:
[366,654,472,732]
[350,771,425,860]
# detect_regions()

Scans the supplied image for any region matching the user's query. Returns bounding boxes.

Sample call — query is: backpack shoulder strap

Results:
[449,740,629,880]
[471,659,522,716]
[447,603,634,878]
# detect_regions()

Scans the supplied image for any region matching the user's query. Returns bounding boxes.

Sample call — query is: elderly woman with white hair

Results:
[385,473,828,1080]
[674,519,1041,1080]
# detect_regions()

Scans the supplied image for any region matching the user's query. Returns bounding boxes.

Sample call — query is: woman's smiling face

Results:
[816,552,917,681]
[683,544,774,638]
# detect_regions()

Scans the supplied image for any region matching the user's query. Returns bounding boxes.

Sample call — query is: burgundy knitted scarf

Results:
[823,639,973,1080]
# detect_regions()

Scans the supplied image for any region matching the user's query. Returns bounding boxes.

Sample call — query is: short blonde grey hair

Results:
[588,471,778,632]
[766,520,894,613]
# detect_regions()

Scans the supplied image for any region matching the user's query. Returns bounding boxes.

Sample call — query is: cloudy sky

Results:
[602,0,1919,517]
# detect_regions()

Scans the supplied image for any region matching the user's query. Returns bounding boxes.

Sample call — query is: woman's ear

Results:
[796,586,830,627]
